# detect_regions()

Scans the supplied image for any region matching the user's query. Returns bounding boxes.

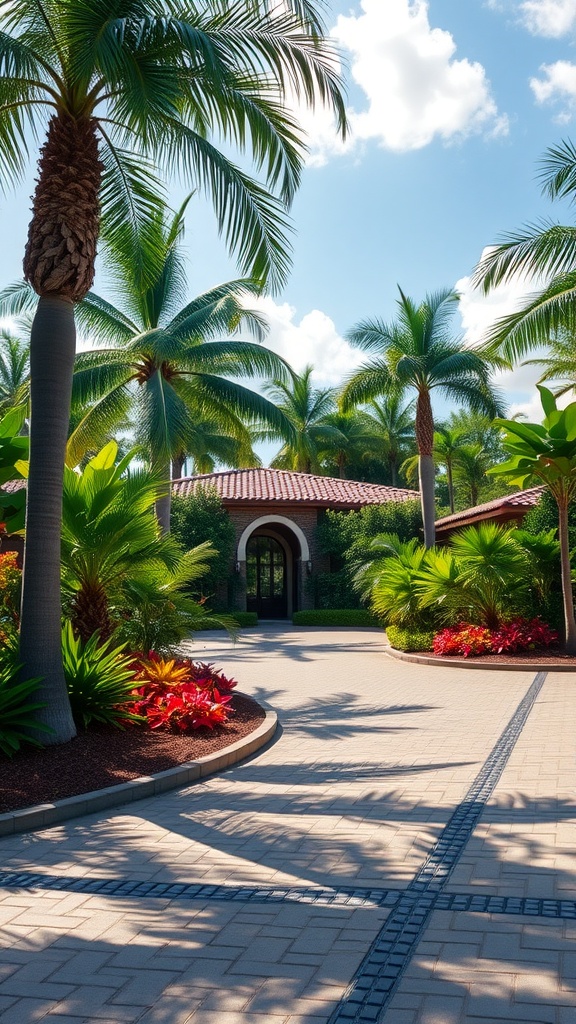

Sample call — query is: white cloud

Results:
[304,0,507,163]
[247,296,363,385]
[530,60,576,121]
[487,0,576,37]
[456,258,549,415]
[519,0,576,37]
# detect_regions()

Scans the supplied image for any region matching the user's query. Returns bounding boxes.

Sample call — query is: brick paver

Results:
[0,627,573,1023]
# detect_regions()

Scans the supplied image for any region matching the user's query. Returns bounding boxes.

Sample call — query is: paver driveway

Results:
[0,627,575,1024]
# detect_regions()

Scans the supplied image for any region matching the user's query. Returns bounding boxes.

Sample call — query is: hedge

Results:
[195,611,258,630]
[385,625,435,652]
[293,609,381,627]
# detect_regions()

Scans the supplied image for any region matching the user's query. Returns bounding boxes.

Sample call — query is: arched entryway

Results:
[246,534,287,619]
[237,515,310,619]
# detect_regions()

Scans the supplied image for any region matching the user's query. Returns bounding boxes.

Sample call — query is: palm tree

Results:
[265,366,339,473]
[3,206,287,533]
[70,199,289,530]
[317,410,383,479]
[0,1,345,740]
[362,395,416,486]
[0,331,29,415]
[341,288,505,546]
[473,139,576,360]
[451,443,492,507]
[431,425,466,514]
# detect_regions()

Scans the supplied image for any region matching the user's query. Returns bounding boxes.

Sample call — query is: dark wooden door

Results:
[246,535,287,618]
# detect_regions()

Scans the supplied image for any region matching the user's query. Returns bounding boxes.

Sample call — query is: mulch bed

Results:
[404,648,576,667]
[0,693,265,815]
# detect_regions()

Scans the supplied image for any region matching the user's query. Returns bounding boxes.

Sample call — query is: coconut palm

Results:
[473,139,576,359]
[265,366,339,473]
[341,288,505,546]
[0,0,346,741]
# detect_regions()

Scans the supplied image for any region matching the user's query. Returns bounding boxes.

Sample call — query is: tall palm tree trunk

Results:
[155,463,172,535]
[446,459,455,514]
[557,499,576,654]
[416,388,436,547]
[20,112,102,743]
[20,298,77,741]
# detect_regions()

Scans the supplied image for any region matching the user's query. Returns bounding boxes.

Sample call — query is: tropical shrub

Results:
[385,625,435,652]
[0,550,21,629]
[0,655,51,757]
[317,501,423,564]
[312,571,362,610]
[133,655,236,732]
[171,490,236,602]
[61,623,143,730]
[418,524,530,630]
[114,546,237,655]
[360,537,432,628]
[0,405,28,535]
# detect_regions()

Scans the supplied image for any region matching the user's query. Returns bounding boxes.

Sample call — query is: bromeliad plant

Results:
[133,655,237,732]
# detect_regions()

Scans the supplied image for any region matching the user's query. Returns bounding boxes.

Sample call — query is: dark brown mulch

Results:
[0,694,266,815]
[411,648,576,667]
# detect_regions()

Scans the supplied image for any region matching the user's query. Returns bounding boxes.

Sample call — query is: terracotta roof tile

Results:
[0,479,26,493]
[435,486,545,529]
[172,468,419,509]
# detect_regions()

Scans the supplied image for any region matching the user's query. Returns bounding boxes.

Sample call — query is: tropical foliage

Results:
[0,0,346,744]
[341,287,505,546]
[489,386,576,653]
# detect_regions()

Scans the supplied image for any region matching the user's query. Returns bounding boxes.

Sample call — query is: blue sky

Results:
[4,0,576,427]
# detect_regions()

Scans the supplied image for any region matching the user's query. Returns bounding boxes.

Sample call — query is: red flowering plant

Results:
[433,617,558,657]
[132,654,236,732]
[490,618,558,654]
[433,624,493,658]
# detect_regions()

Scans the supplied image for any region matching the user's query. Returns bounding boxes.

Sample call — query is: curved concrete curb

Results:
[0,699,278,838]
[384,643,575,672]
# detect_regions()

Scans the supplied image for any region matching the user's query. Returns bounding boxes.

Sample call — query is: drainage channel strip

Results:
[0,869,574,921]
[327,670,548,1024]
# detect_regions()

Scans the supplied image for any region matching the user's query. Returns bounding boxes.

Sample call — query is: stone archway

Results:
[237,515,310,619]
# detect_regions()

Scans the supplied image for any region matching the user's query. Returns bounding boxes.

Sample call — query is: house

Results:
[435,486,545,541]
[173,468,419,618]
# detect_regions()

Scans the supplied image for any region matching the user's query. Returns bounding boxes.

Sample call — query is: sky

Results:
[4,0,576,431]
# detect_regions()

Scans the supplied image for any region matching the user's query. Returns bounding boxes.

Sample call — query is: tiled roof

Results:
[435,486,545,530]
[0,479,26,493]
[173,468,419,509]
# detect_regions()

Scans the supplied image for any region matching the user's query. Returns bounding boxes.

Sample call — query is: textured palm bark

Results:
[558,500,576,654]
[416,388,436,547]
[20,298,77,742]
[155,463,172,535]
[24,115,102,301]
[172,454,186,480]
[70,582,114,645]
[21,113,103,743]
